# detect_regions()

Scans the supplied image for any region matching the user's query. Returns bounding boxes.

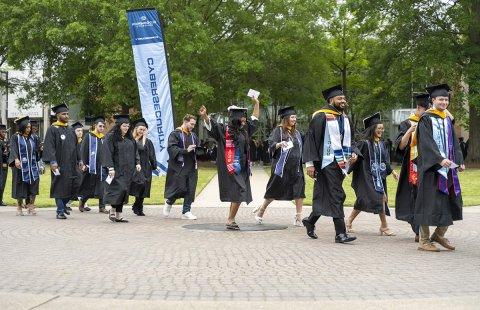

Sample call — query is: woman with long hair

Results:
[130,118,157,216]
[102,114,140,222]
[9,116,41,215]
[78,116,108,213]
[199,97,260,230]
[253,106,305,226]
[347,112,399,235]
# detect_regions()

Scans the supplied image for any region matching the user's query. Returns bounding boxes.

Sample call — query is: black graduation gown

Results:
[302,107,358,218]
[71,139,84,200]
[414,113,463,227]
[206,118,258,204]
[42,125,79,199]
[264,127,305,200]
[164,129,198,201]
[130,138,157,198]
[8,133,40,199]
[394,119,417,223]
[78,132,105,199]
[102,134,139,205]
[349,140,392,215]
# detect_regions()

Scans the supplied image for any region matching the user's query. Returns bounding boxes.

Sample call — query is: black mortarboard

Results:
[132,118,148,128]
[113,114,130,124]
[51,103,69,114]
[0,124,7,130]
[30,120,39,126]
[322,84,344,101]
[278,106,296,119]
[14,116,30,127]
[72,121,83,129]
[426,84,451,98]
[227,105,248,119]
[414,93,430,109]
[85,116,105,125]
[363,112,382,129]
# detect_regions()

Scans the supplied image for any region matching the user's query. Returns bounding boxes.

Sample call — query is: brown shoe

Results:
[418,242,440,252]
[415,235,419,243]
[431,233,455,251]
[78,201,85,212]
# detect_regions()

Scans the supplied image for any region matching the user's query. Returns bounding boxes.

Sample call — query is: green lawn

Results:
[266,166,480,207]
[2,163,217,208]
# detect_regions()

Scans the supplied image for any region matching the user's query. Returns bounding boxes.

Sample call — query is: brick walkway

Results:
[0,167,479,308]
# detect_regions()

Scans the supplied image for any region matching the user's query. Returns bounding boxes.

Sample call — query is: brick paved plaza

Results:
[0,168,479,309]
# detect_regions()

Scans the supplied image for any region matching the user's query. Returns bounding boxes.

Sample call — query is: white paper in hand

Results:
[105,175,114,185]
[282,140,294,151]
[247,89,260,99]
[53,169,60,176]
[450,162,459,169]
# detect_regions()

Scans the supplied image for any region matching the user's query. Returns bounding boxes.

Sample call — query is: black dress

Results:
[414,112,463,227]
[206,118,258,204]
[8,133,40,199]
[164,129,198,202]
[130,138,156,198]
[102,134,139,205]
[42,124,79,199]
[264,127,305,200]
[349,139,392,215]
[78,132,106,200]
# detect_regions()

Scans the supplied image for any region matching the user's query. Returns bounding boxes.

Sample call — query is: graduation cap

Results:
[132,118,148,128]
[51,103,69,114]
[322,84,344,101]
[72,121,83,129]
[426,84,451,98]
[85,116,106,125]
[227,105,248,119]
[0,124,7,130]
[414,93,430,109]
[113,114,130,124]
[30,120,39,126]
[14,116,30,127]
[363,112,382,129]
[278,106,296,119]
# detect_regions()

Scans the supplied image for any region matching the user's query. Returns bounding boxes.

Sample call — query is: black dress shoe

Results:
[0,202,6,206]
[132,207,139,215]
[335,233,356,243]
[84,206,91,211]
[64,209,71,215]
[66,206,72,211]
[302,218,318,239]
[56,213,67,219]
[137,212,145,216]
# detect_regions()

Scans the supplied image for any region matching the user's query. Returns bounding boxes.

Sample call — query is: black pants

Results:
[305,212,346,235]
[132,197,144,212]
[0,167,7,203]
[410,223,419,235]
[112,204,123,213]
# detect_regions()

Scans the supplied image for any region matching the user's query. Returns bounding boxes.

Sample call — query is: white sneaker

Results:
[163,202,172,217]
[182,211,197,220]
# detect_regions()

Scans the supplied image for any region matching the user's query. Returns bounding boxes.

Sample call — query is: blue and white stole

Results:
[431,115,461,195]
[88,134,98,174]
[178,129,198,169]
[274,127,302,177]
[18,135,39,184]
[321,113,352,174]
[367,140,387,193]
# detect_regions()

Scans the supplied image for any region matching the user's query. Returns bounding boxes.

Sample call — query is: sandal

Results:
[115,218,129,223]
[109,214,116,222]
[379,227,396,236]
[346,218,353,232]
[226,222,240,230]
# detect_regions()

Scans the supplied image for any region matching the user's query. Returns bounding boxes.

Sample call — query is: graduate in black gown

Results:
[414,84,464,252]
[199,97,260,230]
[78,116,108,213]
[253,106,305,226]
[102,115,141,223]
[9,116,40,216]
[394,94,429,242]
[67,121,85,211]
[346,112,399,236]
[302,85,358,243]
[0,124,9,206]
[43,104,83,219]
[163,114,199,220]
[130,118,157,217]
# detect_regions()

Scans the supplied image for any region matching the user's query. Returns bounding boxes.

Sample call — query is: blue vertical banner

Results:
[127,8,174,175]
